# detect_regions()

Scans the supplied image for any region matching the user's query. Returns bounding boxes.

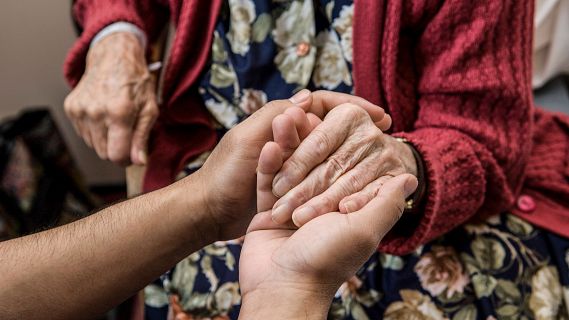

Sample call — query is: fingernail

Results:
[292,206,316,227]
[289,89,310,104]
[272,177,290,198]
[272,203,291,224]
[403,176,418,198]
[138,150,148,165]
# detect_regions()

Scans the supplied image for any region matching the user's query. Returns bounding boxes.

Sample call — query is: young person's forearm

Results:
[0,175,214,319]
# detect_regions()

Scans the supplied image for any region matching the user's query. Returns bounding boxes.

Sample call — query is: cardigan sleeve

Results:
[379,0,534,254]
[64,0,170,86]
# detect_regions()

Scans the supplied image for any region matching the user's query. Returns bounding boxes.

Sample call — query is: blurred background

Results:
[0,0,124,187]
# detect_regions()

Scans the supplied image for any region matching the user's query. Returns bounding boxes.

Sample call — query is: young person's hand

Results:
[193,91,390,241]
[238,119,417,319]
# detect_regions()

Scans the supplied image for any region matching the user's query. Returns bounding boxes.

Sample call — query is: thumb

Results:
[257,142,283,212]
[131,99,159,165]
[351,174,418,242]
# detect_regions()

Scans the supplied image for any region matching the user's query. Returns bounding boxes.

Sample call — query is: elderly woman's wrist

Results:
[86,32,146,72]
[394,137,426,212]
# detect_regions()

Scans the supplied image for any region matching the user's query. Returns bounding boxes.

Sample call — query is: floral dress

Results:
[144,1,569,319]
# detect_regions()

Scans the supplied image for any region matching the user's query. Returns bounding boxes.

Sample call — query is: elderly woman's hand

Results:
[64,32,158,165]
[271,103,418,226]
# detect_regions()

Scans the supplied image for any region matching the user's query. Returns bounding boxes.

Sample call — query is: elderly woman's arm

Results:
[271,0,533,255]
[378,0,533,253]
[65,0,170,85]
[63,0,170,165]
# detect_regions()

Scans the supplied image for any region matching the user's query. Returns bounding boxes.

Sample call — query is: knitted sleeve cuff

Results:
[91,22,147,49]
[378,128,488,255]
[63,2,151,87]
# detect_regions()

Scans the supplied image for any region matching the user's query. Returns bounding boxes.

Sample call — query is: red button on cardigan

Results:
[517,195,536,213]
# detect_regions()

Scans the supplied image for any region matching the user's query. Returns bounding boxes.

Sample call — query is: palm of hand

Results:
[240,209,373,298]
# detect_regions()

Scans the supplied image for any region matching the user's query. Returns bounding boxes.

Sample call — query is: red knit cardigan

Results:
[64,0,569,255]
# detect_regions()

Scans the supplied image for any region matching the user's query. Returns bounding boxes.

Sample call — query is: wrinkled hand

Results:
[64,32,158,165]
[239,133,417,318]
[194,90,390,241]
[271,103,418,226]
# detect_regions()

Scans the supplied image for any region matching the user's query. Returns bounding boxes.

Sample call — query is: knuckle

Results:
[64,98,81,118]
[63,96,73,113]
[337,103,366,119]
[260,99,285,115]
[107,151,129,165]
[379,143,397,160]
[368,129,383,143]
[86,107,105,121]
[264,99,280,110]
[288,189,308,206]
[282,159,303,181]
[314,194,334,209]
[108,104,135,122]
[146,105,159,118]
[359,134,378,151]
[308,130,331,157]
[324,156,345,178]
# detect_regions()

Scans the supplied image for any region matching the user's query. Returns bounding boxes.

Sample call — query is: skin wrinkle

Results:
[282,113,379,203]
[65,31,157,165]
[296,150,391,217]
[274,104,418,226]
[341,175,394,213]
[273,108,355,194]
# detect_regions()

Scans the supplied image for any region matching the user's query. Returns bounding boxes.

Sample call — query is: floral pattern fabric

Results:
[146,207,569,319]
[144,1,569,319]
[199,0,354,129]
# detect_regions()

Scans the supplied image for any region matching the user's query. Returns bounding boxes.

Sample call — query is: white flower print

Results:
[214,282,241,313]
[273,0,316,86]
[529,266,562,320]
[144,285,169,308]
[211,31,238,88]
[313,30,352,89]
[239,89,267,114]
[332,4,354,63]
[227,0,256,56]
[384,290,446,320]
[204,98,239,128]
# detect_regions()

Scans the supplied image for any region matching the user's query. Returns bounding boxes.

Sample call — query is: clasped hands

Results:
[196,90,419,318]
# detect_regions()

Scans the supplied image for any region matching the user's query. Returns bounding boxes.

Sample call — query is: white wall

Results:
[0,0,124,185]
